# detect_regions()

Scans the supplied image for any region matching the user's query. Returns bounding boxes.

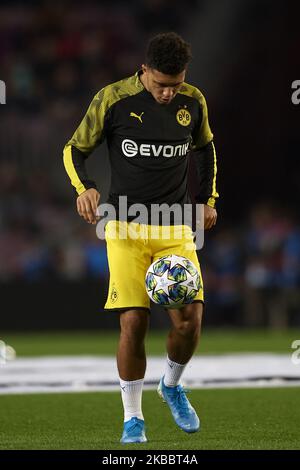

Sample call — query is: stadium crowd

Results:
[0,0,196,114]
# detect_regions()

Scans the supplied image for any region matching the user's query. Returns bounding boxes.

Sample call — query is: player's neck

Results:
[139,71,149,92]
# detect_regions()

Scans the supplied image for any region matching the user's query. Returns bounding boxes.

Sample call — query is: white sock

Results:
[164,356,187,387]
[119,378,144,422]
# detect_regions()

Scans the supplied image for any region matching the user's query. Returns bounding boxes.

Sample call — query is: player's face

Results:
[141,66,186,105]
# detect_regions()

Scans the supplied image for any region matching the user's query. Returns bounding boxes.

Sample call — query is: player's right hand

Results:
[76,188,100,225]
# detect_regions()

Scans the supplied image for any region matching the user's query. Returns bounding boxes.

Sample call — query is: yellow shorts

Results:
[104,221,204,310]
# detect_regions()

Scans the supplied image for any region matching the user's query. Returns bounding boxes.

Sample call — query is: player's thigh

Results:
[167,301,203,333]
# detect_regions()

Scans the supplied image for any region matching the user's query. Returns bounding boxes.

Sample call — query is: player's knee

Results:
[120,309,149,338]
[176,306,202,339]
[176,318,201,339]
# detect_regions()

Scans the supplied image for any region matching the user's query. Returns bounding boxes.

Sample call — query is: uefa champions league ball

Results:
[145,254,201,308]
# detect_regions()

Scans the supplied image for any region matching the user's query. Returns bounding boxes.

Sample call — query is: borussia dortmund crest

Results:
[176,108,191,126]
[110,286,118,303]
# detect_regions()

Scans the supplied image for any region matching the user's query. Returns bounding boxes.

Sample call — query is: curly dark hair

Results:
[145,32,192,75]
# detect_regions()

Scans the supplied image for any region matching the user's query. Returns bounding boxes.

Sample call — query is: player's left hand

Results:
[204,204,217,229]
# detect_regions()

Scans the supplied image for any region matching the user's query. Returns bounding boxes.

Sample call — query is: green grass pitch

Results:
[0,388,300,450]
[2,328,300,356]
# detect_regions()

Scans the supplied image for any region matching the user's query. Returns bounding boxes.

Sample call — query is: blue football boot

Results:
[157,377,200,433]
[120,417,147,443]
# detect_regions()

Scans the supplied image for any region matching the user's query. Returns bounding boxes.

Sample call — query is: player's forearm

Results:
[192,141,219,208]
[63,143,98,196]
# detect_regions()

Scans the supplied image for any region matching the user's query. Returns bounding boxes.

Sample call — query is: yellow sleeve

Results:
[192,89,213,149]
[63,88,107,195]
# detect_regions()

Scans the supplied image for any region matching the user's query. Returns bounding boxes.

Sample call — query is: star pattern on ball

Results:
[152,268,177,296]
[145,255,201,307]
[179,276,200,297]
[168,254,187,269]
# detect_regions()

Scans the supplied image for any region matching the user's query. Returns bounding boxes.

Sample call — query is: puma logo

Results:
[130,111,144,123]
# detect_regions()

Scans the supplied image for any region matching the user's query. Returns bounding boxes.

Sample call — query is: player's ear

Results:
[141,64,147,74]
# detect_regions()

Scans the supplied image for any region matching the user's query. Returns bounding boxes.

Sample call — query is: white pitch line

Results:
[0,354,300,395]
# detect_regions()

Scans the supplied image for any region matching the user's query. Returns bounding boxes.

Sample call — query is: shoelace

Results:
[168,387,191,417]
[126,419,143,434]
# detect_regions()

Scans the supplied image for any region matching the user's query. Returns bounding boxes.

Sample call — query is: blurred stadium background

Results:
[0,0,300,451]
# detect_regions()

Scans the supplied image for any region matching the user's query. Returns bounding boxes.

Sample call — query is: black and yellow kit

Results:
[63,71,219,310]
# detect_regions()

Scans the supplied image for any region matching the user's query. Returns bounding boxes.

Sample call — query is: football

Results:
[145,254,201,307]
